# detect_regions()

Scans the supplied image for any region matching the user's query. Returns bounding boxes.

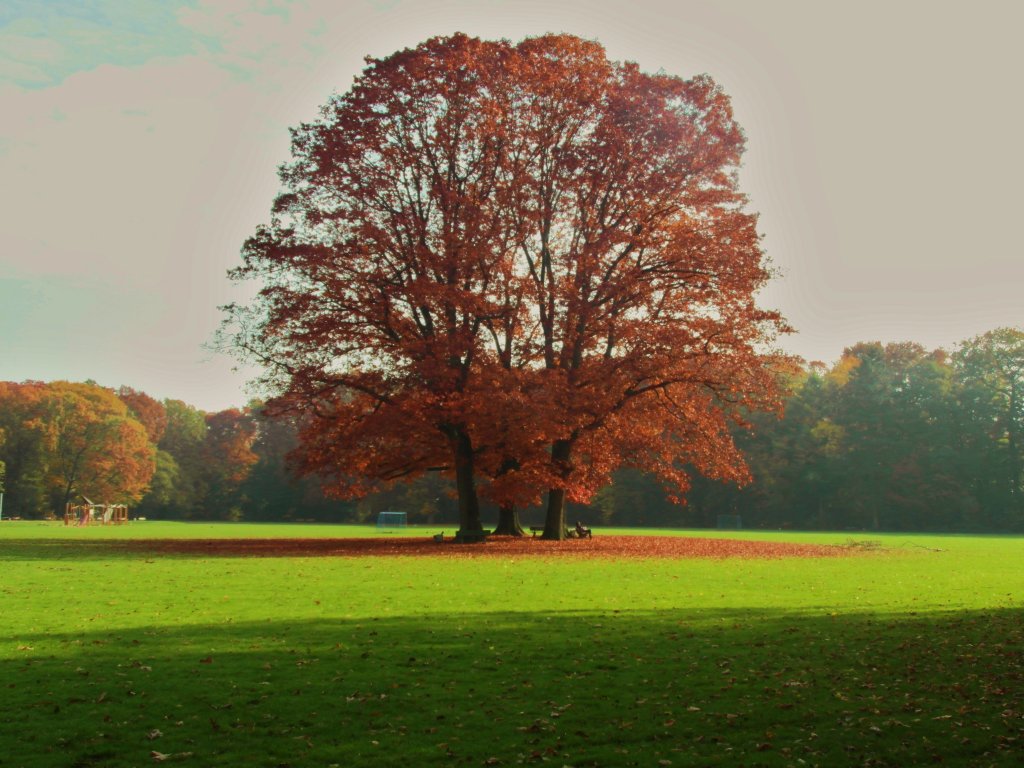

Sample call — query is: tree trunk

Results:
[542,488,567,539]
[542,439,573,540]
[448,426,482,535]
[493,504,525,536]
[490,457,524,536]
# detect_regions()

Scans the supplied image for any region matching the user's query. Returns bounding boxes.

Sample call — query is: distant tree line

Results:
[691,329,1024,533]
[0,380,415,523]
[612,329,1024,533]
[1,327,1021,531]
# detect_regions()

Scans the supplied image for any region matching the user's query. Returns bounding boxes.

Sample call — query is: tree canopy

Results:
[226,33,787,538]
[0,381,155,514]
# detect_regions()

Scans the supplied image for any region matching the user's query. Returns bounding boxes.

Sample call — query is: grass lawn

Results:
[1,522,1021,767]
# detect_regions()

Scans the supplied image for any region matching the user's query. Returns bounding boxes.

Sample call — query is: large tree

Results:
[226,33,786,538]
[44,381,155,510]
[228,34,525,536]
[495,37,787,536]
[0,381,155,515]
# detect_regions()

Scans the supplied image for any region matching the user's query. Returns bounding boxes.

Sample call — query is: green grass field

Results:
[1,522,1021,767]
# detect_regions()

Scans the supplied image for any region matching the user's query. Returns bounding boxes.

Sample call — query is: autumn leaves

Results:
[227,34,786,538]
[0,381,155,513]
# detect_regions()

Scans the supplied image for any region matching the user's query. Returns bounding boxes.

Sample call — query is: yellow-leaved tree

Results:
[0,381,156,515]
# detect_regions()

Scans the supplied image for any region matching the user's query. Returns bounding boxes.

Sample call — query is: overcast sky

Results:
[2,0,1022,411]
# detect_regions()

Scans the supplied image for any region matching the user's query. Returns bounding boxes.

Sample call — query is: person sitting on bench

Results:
[575,521,592,539]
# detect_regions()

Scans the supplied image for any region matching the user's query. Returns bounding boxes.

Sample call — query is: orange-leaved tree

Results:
[0,381,53,517]
[44,381,156,510]
[506,38,790,536]
[198,408,259,519]
[117,386,168,445]
[226,33,788,538]
[226,34,526,535]
[0,381,155,514]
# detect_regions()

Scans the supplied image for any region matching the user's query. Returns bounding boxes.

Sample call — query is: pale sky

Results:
[2,0,1021,411]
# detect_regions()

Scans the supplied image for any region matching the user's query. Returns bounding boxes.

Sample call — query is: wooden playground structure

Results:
[64,497,129,526]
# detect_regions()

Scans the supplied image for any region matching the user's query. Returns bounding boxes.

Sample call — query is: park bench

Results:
[529,526,544,537]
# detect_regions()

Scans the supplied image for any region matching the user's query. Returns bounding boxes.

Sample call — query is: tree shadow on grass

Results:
[2,607,1021,767]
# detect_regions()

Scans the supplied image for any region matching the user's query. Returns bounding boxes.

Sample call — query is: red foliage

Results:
[228,33,790,535]
[120,535,853,560]
[203,409,258,486]
[117,386,168,445]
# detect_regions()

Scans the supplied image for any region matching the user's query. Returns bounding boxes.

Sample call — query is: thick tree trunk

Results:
[490,457,524,536]
[542,439,573,540]
[447,427,482,535]
[493,504,525,536]
[542,488,567,540]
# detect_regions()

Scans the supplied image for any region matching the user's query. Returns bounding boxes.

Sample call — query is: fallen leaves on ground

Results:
[114,535,856,560]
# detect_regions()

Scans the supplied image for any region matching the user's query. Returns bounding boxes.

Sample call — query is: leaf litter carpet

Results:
[120,535,855,559]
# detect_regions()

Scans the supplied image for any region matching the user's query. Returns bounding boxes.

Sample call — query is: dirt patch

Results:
[118,535,855,560]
